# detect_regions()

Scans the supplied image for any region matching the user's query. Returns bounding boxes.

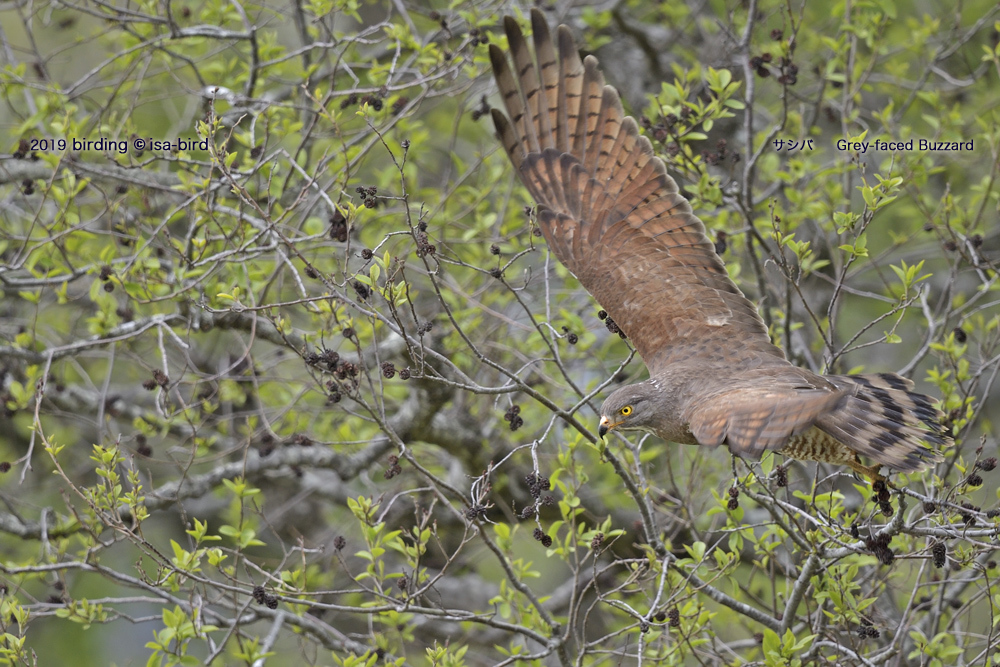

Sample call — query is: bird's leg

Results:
[845,458,893,487]
[847,458,899,515]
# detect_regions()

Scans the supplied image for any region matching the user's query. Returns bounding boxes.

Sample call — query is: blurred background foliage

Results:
[0,0,999,665]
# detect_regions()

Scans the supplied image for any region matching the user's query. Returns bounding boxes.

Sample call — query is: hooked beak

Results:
[598,415,620,439]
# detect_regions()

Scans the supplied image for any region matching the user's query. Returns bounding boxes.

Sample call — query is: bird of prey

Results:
[489,10,948,479]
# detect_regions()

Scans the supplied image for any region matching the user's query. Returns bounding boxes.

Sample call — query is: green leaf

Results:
[685,541,707,561]
[762,628,781,656]
[218,524,240,538]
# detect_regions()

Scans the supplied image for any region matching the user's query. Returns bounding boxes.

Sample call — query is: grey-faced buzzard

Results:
[489,10,948,479]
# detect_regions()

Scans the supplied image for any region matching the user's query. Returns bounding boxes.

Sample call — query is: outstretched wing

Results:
[489,10,784,374]
[489,11,948,467]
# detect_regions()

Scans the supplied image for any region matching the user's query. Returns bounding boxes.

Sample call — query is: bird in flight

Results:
[488,10,949,480]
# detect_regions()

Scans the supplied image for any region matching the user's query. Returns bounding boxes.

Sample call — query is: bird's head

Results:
[598,383,656,438]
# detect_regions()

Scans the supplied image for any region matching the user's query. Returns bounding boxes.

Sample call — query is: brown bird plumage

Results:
[490,10,949,475]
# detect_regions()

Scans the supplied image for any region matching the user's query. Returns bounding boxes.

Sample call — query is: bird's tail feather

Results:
[818,373,949,472]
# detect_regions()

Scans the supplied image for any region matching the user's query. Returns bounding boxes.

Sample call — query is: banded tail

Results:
[819,373,950,472]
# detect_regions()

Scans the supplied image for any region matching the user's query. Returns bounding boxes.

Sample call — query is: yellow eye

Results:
[620,406,632,416]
